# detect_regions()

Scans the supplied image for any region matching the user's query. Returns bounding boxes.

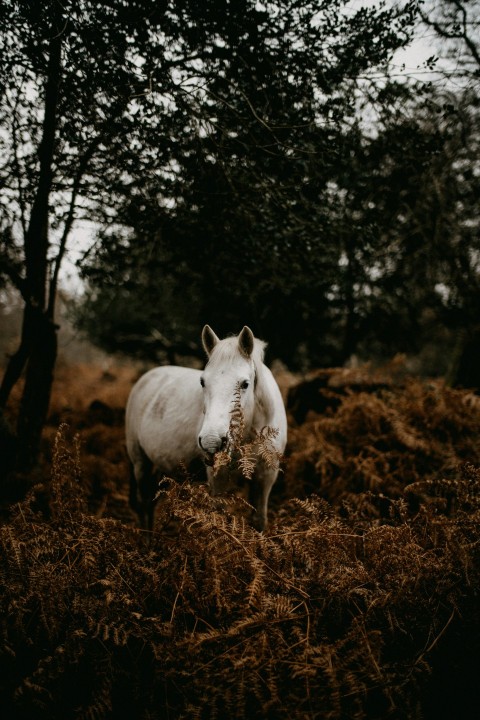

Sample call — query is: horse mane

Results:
[251,343,276,420]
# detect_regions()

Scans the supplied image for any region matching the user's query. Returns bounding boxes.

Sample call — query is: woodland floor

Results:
[0,357,479,719]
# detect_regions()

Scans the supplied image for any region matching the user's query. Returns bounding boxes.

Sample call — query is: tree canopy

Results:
[66,0,420,366]
[74,2,480,378]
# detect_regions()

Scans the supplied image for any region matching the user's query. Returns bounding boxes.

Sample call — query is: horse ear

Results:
[202,325,220,356]
[238,326,255,358]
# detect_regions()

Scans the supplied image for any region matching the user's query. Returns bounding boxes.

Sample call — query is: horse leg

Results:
[129,447,154,531]
[140,463,155,532]
[206,465,231,497]
[249,465,277,532]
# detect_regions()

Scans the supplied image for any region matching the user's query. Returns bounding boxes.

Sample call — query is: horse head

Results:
[198,325,258,458]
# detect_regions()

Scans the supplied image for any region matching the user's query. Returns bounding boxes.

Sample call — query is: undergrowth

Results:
[1,367,480,719]
[286,375,480,513]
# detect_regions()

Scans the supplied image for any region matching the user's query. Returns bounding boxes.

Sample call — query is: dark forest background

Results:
[1,0,480,469]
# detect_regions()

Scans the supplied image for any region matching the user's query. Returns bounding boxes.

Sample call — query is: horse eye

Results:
[200,377,205,387]
[241,380,249,390]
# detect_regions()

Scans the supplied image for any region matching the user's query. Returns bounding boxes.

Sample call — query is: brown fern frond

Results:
[246,557,266,608]
[237,443,257,479]
[212,449,231,475]
[228,384,246,446]
[254,425,282,470]
[210,394,282,486]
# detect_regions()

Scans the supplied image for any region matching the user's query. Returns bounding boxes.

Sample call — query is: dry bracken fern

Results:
[212,385,283,483]
[1,375,480,719]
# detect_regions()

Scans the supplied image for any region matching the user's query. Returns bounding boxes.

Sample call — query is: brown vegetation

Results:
[0,361,479,719]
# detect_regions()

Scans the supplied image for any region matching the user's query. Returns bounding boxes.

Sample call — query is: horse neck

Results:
[252,360,275,426]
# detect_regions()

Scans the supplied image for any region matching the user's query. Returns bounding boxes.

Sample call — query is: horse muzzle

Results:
[198,433,228,459]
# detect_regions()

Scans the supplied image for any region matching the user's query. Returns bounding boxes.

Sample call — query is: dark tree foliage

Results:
[326,86,480,374]
[75,0,422,369]
[78,82,480,373]
[0,0,182,466]
[0,0,419,466]
[417,0,480,387]
[76,2,480,380]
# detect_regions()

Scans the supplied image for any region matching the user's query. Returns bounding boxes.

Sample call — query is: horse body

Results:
[126,366,204,471]
[126,326,287,531]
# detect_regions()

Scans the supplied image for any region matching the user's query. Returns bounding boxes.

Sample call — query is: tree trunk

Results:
[16,310,58,471]
[0,31,63,471]
[0,308,32,409]
[341,236,358,363]
[447,326,480,391]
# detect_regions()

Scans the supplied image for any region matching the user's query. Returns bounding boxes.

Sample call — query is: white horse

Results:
[125,325,287,531]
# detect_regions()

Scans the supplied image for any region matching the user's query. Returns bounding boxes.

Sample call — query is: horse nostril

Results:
[199,435,227,454]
